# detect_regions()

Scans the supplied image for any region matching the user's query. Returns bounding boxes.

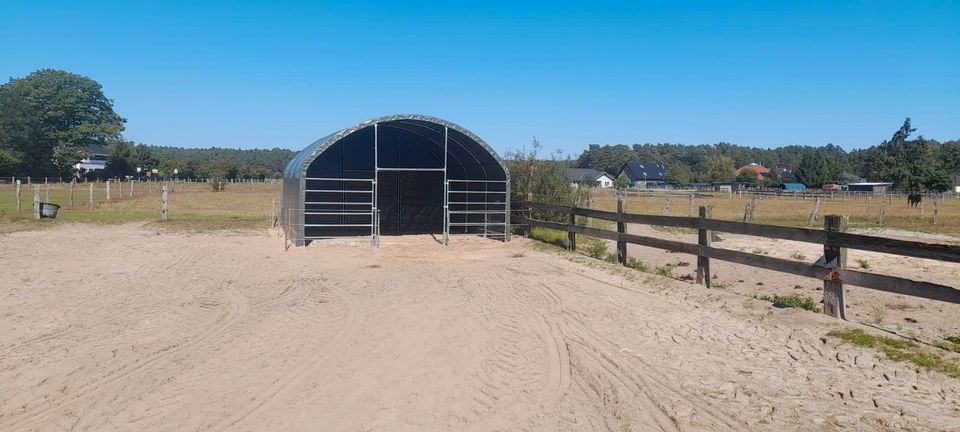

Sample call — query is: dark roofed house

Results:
[618,162,667,188]
[563,168,615,188]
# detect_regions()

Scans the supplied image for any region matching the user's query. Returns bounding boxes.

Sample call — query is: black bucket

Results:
[39,202,60,219]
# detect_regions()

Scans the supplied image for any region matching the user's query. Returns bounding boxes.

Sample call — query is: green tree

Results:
[735,168,758,184]
[665,163,694,186]
[0,69,125,177]
[576,144,635,176]
[615,175,630,189]
[506,137,581,206]
[702,156,735,183]
[104,140,134,178]
[795,150,841,187]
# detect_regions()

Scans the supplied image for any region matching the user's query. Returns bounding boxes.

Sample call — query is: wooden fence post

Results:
[878,204,885,225]
[617,196,627,265]
[118,179,123,198]
[69,179,75,206]
[567,205,576,251]
[807,197,821,226]
[130,180,134,197]
[45,182,50,202]
[822,215,848,319]
[89,183,94,205]
[696,206,712,288]
[919,199,924,217]
[161,185,169,221]
[687,192,694,217]
[15,180,21,212]
[106,180,111,201]
[933,198,939,225]
[33,186,40,220]
[662,194,670,216]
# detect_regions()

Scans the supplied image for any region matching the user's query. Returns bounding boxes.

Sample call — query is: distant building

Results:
[780,182,806,191]
[771,166,796,181]
[845,182,893,194]
[734,163,770,181]
[73,144,110,175]
[618,162,667,188]
[563,168,615,188]
[822,183,842,191]
[954,176,960,193]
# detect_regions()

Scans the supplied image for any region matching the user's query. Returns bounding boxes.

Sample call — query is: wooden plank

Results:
[835,269,960,304]
[825,232,960,264]
[620,213,698,229]
[526,201,571,213]
[697,219,827,244]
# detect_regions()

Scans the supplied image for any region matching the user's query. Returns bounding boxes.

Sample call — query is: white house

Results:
[563,168,616,188]
[73,144,110,175]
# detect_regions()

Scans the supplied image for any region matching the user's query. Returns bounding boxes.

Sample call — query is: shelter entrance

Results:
[283,115,510,247]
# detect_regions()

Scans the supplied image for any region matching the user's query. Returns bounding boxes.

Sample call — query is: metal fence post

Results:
[696,206,712,287]
[822,215,848,319]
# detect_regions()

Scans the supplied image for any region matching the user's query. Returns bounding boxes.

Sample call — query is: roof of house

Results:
[563,168,611,183]
[619,162,666,181]
[86,144,110,157]
[846,182,893,186]
[735,163,770,175]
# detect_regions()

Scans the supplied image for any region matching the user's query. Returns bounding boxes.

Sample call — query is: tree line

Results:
[574,119,959,191]
[0,69,294,180]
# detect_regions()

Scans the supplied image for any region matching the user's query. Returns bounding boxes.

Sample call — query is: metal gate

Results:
[299,177,379,246]
[443,179,510,245]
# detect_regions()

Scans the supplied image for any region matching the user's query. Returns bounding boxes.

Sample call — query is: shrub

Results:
[771,294,821,313]
[626,257,650,272]
[583,240,607,259]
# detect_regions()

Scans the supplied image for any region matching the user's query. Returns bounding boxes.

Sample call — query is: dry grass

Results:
[588,190,960,235]
[0,180,279,232]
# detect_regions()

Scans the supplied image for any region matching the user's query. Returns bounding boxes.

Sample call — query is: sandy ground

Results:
[1,223,959,432]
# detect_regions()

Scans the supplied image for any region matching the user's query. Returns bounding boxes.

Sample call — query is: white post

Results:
[161,185,169,221]
[89,183,94,205]
[106,179,111,200]
[16,180,22,212]
[33,186,40,220]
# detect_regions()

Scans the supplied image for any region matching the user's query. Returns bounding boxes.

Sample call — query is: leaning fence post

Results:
[696,206,712,287]
[161,185,169,221]
[807,197,821,226]
[33,186,40,220]
[617,195,627,265]
[822,215,848,319]
[16,180,21,212]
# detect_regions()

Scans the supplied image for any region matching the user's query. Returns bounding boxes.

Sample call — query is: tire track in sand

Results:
[208,283,365,432]
[4,266,248,432]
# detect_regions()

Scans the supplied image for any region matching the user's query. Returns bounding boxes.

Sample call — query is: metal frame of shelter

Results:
[282,114,511,248]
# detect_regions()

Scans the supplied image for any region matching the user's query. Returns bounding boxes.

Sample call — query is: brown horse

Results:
[907,192,922,208]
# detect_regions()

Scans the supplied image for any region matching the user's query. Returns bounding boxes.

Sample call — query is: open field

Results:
[586,189,960,235]
[1,224,959,431]
[0,180,279,233]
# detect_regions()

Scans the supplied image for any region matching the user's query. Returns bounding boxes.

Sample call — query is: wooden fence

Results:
[515,199,960,319]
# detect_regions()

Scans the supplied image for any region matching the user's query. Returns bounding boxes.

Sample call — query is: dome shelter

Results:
[282,114,510,247]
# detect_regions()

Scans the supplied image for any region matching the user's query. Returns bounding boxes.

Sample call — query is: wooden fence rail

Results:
[515,200,960,318]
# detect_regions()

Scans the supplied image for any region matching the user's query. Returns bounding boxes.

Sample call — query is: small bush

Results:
[790,252,807,261]
[869,306,887,325]
[604,252,618,263]
[751,247,770,255]
[583,240,607,259]
[856,259,871,269]
[654,265,673,278]
[771,294,821,313]
[626,257,649,272]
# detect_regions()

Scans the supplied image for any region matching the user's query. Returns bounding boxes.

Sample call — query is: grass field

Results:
[585,189,960,235]
[0,180,280,233]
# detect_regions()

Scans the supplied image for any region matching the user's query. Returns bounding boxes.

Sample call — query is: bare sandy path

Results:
[1,223,958,431]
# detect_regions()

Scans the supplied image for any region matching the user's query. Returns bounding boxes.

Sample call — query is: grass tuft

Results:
[827,328,960,379]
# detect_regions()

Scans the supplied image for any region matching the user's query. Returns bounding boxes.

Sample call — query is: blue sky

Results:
[2,1,958,156]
